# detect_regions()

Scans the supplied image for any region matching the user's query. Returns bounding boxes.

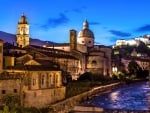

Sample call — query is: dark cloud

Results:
[135,24,150,32]
[64,9,82,13]
[64,6,86,14]
[109,30,131,37]
[72,9,82,13]
[81,6,87,9]
[89,22,100,25]
[41,13,69,29]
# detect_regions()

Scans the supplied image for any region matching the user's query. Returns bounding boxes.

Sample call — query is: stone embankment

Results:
[48,82,124,113]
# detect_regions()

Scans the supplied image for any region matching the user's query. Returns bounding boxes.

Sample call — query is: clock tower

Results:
[16,14,30,48]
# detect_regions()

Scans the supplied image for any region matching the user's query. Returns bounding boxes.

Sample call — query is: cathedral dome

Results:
[18,14,28,24]
[78,20,94,38]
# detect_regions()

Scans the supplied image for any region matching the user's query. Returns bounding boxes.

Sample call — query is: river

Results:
[81,81,150,111]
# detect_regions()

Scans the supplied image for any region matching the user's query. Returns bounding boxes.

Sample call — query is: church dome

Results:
[18,14,28,24]
[78,20,94,38]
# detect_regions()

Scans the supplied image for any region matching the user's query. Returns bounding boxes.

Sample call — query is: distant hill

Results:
[0,31,55,46]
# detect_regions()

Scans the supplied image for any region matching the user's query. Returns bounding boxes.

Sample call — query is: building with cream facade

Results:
[114,34,150,47]
[0,15,66,108]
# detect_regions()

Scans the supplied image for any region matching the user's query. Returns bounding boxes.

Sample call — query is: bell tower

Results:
[16,14,30,48]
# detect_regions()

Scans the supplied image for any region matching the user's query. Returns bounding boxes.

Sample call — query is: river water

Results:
[81,81,150,110]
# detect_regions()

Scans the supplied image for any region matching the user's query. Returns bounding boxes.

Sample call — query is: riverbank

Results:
[48,82,124,113]
[71,107,150,113]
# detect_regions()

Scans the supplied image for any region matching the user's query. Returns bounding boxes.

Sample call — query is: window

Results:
[2,90,6,94]
[92,60,97,66]
[0,46,2,53]
[14,89,17,93]
[49,75,51,87]
[55,74,58,84]
[41,75,45,85]
[33,79,36,86]
[34,92,37,97]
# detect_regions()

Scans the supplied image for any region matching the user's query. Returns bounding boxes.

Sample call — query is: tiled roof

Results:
[122,56,150,62]
[5,65,60,71]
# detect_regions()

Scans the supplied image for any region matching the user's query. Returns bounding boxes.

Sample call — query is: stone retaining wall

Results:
[103,109,150,113]
[48,82,124,113]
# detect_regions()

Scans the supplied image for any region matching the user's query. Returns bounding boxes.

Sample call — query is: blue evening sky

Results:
[0,0,150,46]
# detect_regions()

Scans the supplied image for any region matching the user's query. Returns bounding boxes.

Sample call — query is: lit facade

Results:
[16,14,30,48]
[115,35,150,47]
[44,20,112,77]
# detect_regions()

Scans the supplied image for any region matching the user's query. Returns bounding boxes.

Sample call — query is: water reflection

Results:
[82,82,150,110]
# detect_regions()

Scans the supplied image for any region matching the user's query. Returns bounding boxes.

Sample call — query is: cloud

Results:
[41,13,69,29]
[72,9,82,13]
[64,9,82,13]
[64,6,87,14]
[109,30,131,37]
[89,22,100,25]
[135,24,150,32]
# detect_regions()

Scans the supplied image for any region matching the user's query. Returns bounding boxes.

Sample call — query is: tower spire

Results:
[17,14,30,48]
[83,19,89,29]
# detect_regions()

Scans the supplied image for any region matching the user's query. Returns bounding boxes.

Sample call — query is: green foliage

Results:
[66,75,117,98]
[77,72,93,81]
[127,60,148,79]
[128,61,141,75]
[2,94,20,108]
[78,72,112,82]
[3,106,9,113]
[113,71,126,80]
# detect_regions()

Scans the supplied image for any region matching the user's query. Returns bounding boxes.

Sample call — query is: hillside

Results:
[0,31,54,46]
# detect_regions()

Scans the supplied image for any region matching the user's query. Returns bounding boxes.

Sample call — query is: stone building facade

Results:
[0,15,112,108]
[0,68,65,108]
[16,14,29,48]
[44,20,112,77]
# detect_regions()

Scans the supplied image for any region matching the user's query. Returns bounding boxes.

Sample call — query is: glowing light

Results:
[110,91,119,101]
[112,67,117,72]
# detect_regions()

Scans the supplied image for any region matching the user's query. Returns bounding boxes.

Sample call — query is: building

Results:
[16,14,30,48]
[44,20,112,77]
[114,34,150,47]
[0,15,66,108]
[0,15,113,108]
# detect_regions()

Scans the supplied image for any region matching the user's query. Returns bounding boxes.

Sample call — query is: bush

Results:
[78,72,93,81]
[2,94,20,107]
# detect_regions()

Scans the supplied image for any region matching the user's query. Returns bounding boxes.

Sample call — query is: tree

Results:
[2,94,20,109]
[128,60,142,77]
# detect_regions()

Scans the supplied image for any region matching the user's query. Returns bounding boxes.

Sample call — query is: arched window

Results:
[92,60,97,66]
[49,75,51,87]
[33,79,36,86]
[41,75,45,85]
